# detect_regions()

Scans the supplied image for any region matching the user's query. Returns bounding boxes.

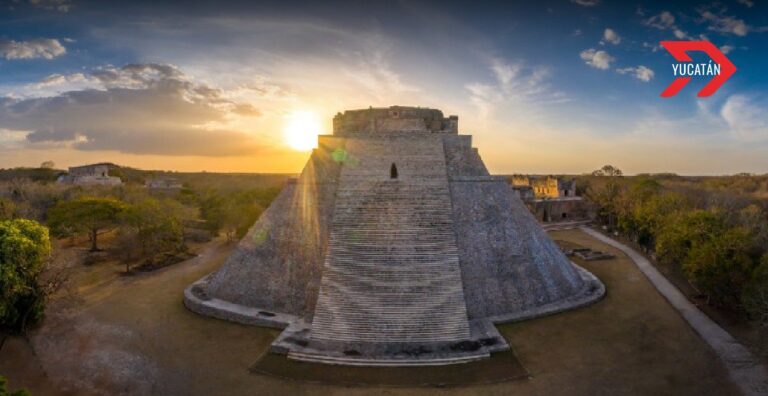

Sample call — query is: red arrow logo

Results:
[660,41,736,97]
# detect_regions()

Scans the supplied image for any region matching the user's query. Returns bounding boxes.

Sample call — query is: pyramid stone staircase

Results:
[290,135,486,363]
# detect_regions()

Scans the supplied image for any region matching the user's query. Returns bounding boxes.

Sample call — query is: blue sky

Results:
[0,0,766,174]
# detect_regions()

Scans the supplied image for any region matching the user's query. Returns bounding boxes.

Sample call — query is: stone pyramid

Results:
[184,106,604,366]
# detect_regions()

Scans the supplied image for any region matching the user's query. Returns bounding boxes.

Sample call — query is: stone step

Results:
[311,135,471,345]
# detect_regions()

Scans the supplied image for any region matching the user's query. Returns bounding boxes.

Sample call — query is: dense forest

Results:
[578,166,768,333]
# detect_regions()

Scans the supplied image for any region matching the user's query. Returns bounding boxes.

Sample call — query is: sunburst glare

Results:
[284,110,321,151]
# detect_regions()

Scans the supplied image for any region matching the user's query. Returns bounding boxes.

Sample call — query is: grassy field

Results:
[0,229,741,395]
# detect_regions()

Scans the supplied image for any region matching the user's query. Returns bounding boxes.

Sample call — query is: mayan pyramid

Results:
[185,106,604,366]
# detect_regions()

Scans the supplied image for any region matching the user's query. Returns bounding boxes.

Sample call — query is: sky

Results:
[0,0,766,175]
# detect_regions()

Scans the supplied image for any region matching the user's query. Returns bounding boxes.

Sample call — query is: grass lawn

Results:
[0,229,741,395]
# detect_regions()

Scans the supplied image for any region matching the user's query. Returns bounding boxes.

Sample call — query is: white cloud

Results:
[645,11,676,29]
[700,11,749,36]
[673,29,689,39]
[737,0,754,8]
[466,58,566,119]
[602,28,621,45]
[570,0,600,7]
[579,48,614,70]
[616,66,655,82]
[0,38,66,60]
[341,49,418,102]
[0,63,269,156]
[720,45,734,54]
[721,95,768,142]
[645,11,690,39]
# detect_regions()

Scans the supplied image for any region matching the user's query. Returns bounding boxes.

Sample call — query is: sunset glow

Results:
[284,111,321,152]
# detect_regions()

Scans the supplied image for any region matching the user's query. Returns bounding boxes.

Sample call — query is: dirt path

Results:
[581,226,768,396]
[0,230,745,395]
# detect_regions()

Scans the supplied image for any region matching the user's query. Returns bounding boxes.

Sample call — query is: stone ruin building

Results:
[57,163,122,186]
[511,175,576,199]
[185,106,604,366]
[511,175,592,224]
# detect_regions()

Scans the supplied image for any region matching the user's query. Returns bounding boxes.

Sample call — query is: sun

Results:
[284,110,321,151]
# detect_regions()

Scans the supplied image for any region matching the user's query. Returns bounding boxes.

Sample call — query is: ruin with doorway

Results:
[511,175,593,224]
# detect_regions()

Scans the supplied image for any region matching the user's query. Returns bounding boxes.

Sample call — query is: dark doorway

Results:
[390,163,398,179]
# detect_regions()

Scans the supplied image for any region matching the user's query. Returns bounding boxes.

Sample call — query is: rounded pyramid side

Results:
[185,136,345,320]
[444,135,604,322]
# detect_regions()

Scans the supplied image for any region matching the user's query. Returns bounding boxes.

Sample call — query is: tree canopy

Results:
[0,219,51,333]
[48,197,126,251]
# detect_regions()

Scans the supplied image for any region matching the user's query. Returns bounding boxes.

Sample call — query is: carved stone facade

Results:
[512,175,576,199]
[510,175,592,223]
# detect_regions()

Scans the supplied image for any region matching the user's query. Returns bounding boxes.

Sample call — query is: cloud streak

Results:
[0,38,66,60]
[721,95,768,142]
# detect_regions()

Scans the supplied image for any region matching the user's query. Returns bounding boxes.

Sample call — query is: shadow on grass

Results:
[250,350,529,388]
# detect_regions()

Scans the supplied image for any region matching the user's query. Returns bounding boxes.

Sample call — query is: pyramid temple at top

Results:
[184,106,605,366]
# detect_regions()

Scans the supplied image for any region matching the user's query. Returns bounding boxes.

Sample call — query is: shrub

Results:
[0,375,30,396]
[742,254,768,327]
[0,219,51,333]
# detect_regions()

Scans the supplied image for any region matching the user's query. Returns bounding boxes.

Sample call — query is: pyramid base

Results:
[184,263,604,367]
[271,319,509,366]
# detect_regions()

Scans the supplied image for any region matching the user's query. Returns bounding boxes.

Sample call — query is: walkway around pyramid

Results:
[184,106,605,366]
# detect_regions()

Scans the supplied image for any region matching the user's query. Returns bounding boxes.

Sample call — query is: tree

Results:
[585,178,623,229]
[47,197,126,251]
[622,191,689,249]
[591,164,623,177]
[40,161,55,169]
[0,198,16,221]
[119,198,185,272]
[682,227,754,307]
[655,210,727,267]
[736,204,768,255]
[0,375,30,396]
[742,253,768,327]
[0,219,51,333]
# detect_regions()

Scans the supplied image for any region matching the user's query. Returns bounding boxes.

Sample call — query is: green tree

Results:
[736,204,768,254]
[0,198,16,221]
[47,197,126,251]
[591,164,623,177]
[0,219,51,333]
[586,178,623,229]
[119,198,185,272]
[655,210,727,266]
[682,227,755,307]
[742,253,768,327]
[622,191,689,249]
[0,375,30,396]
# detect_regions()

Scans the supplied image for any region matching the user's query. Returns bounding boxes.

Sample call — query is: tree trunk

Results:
[91,228,98,251]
